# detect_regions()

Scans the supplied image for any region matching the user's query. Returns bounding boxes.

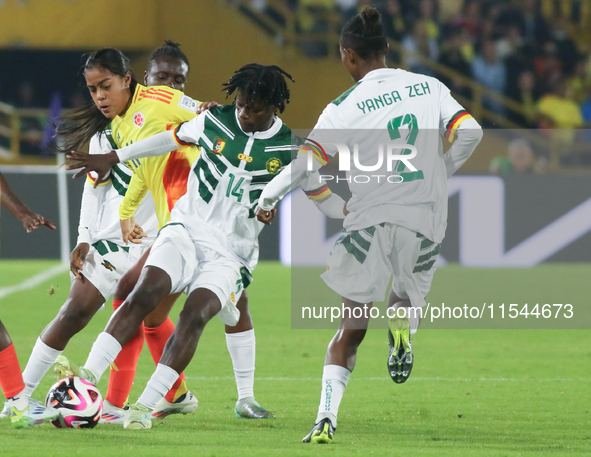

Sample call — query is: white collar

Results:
[359,68,402,82]
[234,108,284,139]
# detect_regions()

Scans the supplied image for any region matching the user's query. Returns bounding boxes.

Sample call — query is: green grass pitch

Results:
[0,260,589,456]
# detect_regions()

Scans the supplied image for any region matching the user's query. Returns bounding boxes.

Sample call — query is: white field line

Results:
[155,376,588,383]
[0,263,67,300]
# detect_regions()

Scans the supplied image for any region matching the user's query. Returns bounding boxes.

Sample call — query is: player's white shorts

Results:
[145,223,243,327]
[70,240,148,303]
[321,223,440,306]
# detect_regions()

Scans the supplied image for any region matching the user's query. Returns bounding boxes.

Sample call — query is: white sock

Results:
[316,364,350,428]
[21,338,63,398]
[225,329,256,400]
[83,332,122,383]
[138,363,179,410]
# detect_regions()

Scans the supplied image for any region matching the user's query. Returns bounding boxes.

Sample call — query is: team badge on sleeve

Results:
[178,95,199,113]
[133,112,144,128]
[212,137,226,155]
[266,158,282,174]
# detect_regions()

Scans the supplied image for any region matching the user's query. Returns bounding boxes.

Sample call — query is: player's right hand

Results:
[66,150,120,187]
[70,243,90,279]
[197,101,221,114]
[19,209,57,233]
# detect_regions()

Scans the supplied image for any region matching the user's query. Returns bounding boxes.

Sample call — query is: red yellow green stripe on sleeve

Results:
[173,123,193,147]
[304,185,332,201]
[445,110,473,143]
[87,173,110,186]
[301,139,329,166]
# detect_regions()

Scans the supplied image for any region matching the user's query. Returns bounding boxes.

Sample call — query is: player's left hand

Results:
[121,217,147,244]
[197,101,221,114]
[19,210,56,233]
[254,206,276,225]
[66,150,119,187]
[129,221,147,244]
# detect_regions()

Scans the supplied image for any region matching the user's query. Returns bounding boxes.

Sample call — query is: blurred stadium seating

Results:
[0,0,590,170]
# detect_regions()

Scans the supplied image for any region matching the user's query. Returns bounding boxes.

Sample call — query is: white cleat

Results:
[123,403,152,429]
[99,400,130,425]
[152,391,198,419]
[8,397,60,429]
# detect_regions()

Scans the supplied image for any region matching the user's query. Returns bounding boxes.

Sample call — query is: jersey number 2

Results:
[387,113,424,181]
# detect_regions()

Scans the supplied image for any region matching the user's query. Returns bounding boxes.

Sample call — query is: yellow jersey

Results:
[106,84,201,229]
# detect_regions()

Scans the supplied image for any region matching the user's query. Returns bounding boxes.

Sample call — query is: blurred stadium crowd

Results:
[249,0,591,130]
[1,0,590,169]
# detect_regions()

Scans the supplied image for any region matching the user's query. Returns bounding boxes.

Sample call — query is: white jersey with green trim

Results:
[308,68,474,243]
[170,105,297,272]
[88,131,158,246]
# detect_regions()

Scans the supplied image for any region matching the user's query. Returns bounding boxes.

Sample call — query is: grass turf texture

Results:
[0,260,589,456]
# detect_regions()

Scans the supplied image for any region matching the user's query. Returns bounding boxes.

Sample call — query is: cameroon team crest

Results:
[266,158,282,174]
[212,137,226,155]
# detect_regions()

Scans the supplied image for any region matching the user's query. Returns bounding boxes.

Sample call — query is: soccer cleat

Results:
[0,400,9,418]
[123,403,152,429]
[234,397,275,419]
[152,391,198,418]
[302,418,335,444]
[387,314,413,383]
[8,398,60,429]
[99,400,130,425]
[53,355,97,385]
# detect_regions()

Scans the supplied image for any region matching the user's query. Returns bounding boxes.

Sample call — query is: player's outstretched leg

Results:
[21,278,105,399]
[303,298,371,444]
[387,295,419,384]
[55,265,173,388]
[0,320,59,428]
[125,288,222,430]
[226,291,274,419]
[144,294,198,418]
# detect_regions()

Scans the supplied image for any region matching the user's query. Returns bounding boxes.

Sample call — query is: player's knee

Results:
[126,287,161,315]
[178,306,207,331]
[345,328,367,347]
[58,301,96,330]
[178,298,218,331]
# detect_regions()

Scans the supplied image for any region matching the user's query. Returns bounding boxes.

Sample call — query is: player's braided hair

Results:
[148,40,190,70]
[340,7,388,60]
[222,63,294,113]
[53,48,138,153]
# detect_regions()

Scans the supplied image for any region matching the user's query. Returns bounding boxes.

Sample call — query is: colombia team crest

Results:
[266,157,282,174]
[212,137,226,155]
[133,112,145,128]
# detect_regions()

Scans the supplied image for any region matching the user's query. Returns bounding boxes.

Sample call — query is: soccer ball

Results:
[45,376,103,428]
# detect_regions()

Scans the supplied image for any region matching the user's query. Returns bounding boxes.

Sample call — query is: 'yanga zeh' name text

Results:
[357,81,431,114]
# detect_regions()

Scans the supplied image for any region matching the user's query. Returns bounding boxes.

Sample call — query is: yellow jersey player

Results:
[18,47,200,423]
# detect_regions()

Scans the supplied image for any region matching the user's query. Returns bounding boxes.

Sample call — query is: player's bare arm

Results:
[0,172,56,233]
[66,150,120,185]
